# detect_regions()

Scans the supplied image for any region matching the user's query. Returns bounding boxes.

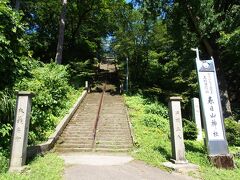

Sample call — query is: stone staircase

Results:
[54,92,133,153]
[95,94,133,152]
[55,93,101,152]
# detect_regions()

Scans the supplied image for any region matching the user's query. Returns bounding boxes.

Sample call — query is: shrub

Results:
[144,102,169,119]
[0,152,8,173]
[224,117,240,146]
[0,90,15,149]
[141,101,169,133]
[142,114,168,131]
[15,62,74,144]
[183,119,197,140]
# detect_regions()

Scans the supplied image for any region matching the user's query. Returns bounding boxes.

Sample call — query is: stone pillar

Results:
[168,97,187,164]
[191,98,203,141]
[9,91,34,172]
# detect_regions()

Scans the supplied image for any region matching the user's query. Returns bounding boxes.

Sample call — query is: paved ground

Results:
[61,153,195,180]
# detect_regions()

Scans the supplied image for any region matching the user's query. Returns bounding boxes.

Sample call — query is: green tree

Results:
[0,0,30,90]
[170,0,240,117]
[133,0,240,117]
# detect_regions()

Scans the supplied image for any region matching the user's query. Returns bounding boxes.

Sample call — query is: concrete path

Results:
[61,153,195,180]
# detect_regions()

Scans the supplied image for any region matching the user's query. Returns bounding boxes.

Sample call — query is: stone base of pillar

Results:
[208,154,235,169]
[163,161,199,173]
[170,159,188,164]
[9,166,26,173]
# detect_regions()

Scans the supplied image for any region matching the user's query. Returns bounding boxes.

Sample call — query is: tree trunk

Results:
[55,0,67,64]
[15,0,20,10]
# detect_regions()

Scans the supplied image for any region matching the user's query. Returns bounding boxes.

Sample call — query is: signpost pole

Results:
[126,57,129,92]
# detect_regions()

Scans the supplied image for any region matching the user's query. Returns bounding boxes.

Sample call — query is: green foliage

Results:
[0,124,12,148]
[0,153,64,179]
[144,102,169,118]
[224,117,240,146]
[69,59,96,88]
[0,151,8,173]
[141,101,169,133]
[0,90,15,149]
[0,0,30,89]
[183,119,197,140]
[15,62,77,144]
[141,114,168,130]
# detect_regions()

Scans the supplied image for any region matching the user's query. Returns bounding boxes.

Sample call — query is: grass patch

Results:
[125,94,240,180]
[0,153,64,180]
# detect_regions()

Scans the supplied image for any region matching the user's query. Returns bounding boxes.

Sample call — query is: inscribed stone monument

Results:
[9,91,34,172]
[168,97,187,164]
[193,48,234,168]
[191,98,203,140]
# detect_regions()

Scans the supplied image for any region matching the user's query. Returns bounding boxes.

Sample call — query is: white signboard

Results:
[193,48,231,159]
[196,58,225,141]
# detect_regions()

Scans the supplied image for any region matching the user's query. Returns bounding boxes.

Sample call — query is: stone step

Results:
[61,133,93,137]
[97,122,128,124]
[99,114,126,117]
[59,136,93,140]
[70,117,96,121]
[56,143,93,148]
[64,128,94,132]
[95,139,132,143]
[97,133,131,137]
[98,124,129,127]
[57,140,93,145]
[66,123,94,126]
[63,129,93,135]
[59,136,93,139]
[97,125,129,129]
[95,143,132,148]
[70,118,94,121]
[55,147,93,152]
[95,138,132,142]
[96,128,130,131]
[60,136,93,140]
[100,112,126,115]
[63,130,93,133]
[59,139,92,143]
[58,140,93,145]
[98,119,128,122]
[60,134,93,139]
[94,148,131,152]
[95,141,132,146]
[64,127,94,131]
[96,132,131,136]
[67,124,95,127]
